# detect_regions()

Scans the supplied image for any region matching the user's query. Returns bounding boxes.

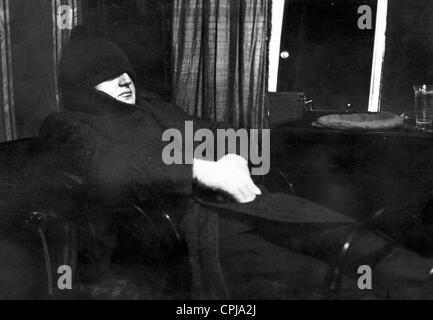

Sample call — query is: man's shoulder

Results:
[135,92,190,127]
[39,111,101,144]
[41,111,86,133]
[136,92,175,111]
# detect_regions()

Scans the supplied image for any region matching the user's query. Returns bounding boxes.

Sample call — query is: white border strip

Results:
[368,0,388,112]
[268,0,285,92]
[52,0,82,110]
[0,0,15,141]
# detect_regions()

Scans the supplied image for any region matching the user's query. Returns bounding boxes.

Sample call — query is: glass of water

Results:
[413,84,433,132]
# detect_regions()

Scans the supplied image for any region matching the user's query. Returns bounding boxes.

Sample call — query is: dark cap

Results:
[59,26,136,92]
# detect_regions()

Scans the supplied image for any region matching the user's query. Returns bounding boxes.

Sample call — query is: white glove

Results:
[193,154,262,203]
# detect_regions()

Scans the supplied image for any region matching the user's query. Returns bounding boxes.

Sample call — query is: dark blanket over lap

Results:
[195,187,355,225]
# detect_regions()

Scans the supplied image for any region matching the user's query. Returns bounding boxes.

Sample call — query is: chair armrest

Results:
[256,165,296,195]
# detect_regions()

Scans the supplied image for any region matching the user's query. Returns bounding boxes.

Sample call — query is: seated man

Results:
[39,27,433,299]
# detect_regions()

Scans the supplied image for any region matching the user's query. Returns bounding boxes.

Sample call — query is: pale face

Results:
[95,72,136,105]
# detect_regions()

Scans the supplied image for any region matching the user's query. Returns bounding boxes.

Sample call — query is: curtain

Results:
[172,0,270,129]
[0,0,82,141]
[52,0,83,111]
[79,0,172,97]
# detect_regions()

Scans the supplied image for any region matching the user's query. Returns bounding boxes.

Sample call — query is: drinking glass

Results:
[413,84,433,132]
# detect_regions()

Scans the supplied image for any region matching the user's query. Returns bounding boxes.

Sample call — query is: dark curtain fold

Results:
[53,0,83,111]
[172,0,270,129]
[0,0,82,140]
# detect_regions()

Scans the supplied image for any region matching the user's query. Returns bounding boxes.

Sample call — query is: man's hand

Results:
[193,154,262,203]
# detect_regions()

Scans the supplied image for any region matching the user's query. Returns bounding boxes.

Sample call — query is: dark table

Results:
[270,119,433,256]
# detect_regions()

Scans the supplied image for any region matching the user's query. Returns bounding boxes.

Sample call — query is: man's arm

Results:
[139,95,262,203]
[193,155,261,203]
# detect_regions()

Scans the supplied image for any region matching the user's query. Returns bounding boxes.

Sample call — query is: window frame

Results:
[268,0,389,113]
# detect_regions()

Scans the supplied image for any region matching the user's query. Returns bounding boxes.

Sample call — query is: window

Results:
[270,0,391,113]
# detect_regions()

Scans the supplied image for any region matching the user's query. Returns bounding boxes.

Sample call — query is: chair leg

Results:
[27,211,78,297]
[327,210,397,298]
[328,226,364,298]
